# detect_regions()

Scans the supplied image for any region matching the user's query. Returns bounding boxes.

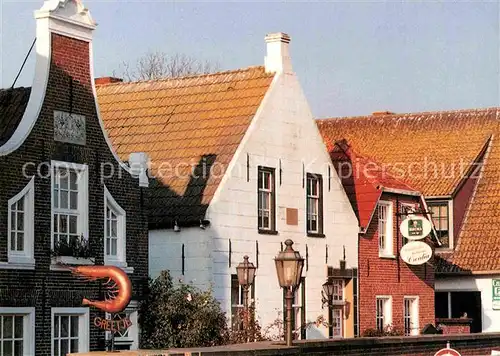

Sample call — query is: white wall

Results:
[436,275,500,332]
[148,70,358,339]
[149,227,212,290]
[205,70,359,339]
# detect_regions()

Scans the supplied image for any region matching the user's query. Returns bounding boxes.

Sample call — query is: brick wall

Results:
[358,193,435,335]
[0,33,148,354]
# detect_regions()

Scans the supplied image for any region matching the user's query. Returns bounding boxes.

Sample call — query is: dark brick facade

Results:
[358,193,435,335]
[0,32,148,354]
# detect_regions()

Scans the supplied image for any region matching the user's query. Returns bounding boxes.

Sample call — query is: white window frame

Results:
[258,167,275,231]
[404,296,419,336]
[428,199,454,250]
[7,176,35,265]
[50,161,89,256]
[375,296,392,331]
[377,201,394,257]
[105,301,139,350]
[104,186,127,267]
[331,308,343,338]
[0,307,35,356]
[331,279,344,303]
[51,307,89,356]
[306,174,322,234]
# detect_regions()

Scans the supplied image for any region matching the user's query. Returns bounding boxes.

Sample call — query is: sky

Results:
[0,0,499,118]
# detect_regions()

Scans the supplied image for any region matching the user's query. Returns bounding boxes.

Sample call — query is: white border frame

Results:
[50,161,89,258]
[7,176,35,265]
[0,307,35,356]
[377,201,395,258]
[104,185,127,267]
[403,296,420,336]
[375,295,393,329]
[51,307,89,355]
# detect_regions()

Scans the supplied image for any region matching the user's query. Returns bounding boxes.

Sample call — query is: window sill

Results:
[258,229,278,235]
[435,247,453,253]
[0,261,35,270]
[307,232,325,238]
[104,260,134,274]
[50,256,94,270]
[379,253,396,259]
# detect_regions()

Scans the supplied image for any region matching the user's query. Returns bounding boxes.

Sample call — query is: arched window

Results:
[8,176,35,265]
[104,186,126,266]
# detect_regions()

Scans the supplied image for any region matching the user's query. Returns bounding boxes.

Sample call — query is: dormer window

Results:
[428,201,452,249]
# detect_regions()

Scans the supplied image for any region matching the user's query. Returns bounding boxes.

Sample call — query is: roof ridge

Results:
[318,106,500,122]
[97,65,268,87]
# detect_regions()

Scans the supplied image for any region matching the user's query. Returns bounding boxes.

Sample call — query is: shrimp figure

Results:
[70,265,132,314]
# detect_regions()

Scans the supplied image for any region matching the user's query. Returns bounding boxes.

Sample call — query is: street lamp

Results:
[236,255,256,309]
[274,239,305,346]
[322,279,334,338]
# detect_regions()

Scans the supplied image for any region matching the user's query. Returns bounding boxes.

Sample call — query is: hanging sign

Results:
[399,215,432,240]
[400,241,432,265]
[493,280,500,310]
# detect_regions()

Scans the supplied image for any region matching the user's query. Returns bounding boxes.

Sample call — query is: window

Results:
[106,302,139,350]
[104,186,126,266]
[376,297,392,331]
[306,173,324,236]
[0,308,35,356]
[258,167,276,233]
[404,297,419,336]
[331,279,344,302]
[288,277,305,340]
[230,274,255,330]
[51,308,89,356]
[428,201,451,248]
[331,309,343,338]
[377,201,394,257]
[7,177,35,265]
[51,162,88,253]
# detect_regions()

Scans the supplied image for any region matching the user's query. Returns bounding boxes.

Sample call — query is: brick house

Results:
[0,0,148,354]
[317,108,500,333]
[318,139,436,336]
[95,33,360,338]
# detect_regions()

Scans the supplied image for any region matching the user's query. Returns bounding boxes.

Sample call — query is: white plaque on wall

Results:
[54,111,86,145]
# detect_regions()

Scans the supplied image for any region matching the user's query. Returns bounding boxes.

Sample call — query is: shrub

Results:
[139,271,229,349]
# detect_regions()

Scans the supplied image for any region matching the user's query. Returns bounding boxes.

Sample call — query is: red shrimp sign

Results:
[69,265,133,332]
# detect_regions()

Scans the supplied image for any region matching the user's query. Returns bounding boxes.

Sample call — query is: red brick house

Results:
[319,139,437,336]
[317,108,500,334]
[0,0,148,354]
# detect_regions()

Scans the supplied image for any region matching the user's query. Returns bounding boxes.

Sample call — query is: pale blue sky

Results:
[1,1,499,117]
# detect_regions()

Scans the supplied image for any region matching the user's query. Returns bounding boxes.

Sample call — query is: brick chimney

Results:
[264,32,292,74]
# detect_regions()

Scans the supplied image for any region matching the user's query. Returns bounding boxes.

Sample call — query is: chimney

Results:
[372,111,395,116]
[95,77,123,85]
[264,32,292,74]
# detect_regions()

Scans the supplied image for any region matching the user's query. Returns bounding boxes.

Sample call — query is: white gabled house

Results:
[97,33,359,338]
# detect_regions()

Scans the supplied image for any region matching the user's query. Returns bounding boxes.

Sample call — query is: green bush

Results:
[139,271,229,349]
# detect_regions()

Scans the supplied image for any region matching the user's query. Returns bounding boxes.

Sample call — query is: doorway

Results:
[435,291,482,333]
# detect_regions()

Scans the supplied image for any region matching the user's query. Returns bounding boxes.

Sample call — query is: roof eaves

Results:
[380,187,420,197]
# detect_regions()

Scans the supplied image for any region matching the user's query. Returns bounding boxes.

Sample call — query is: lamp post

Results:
[236,255,256,341]
[322,279,334,338]
[274,239,304,347]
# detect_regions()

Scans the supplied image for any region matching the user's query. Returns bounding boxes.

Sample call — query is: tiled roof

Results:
[96,66,274,228]
[317,109,497,196]
[317,108,500,273]
[330,140,419,230]
[0,87,31,145]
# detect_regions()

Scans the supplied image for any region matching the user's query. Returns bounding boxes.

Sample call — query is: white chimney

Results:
[129,152,150,188]
[264,32,292,74]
